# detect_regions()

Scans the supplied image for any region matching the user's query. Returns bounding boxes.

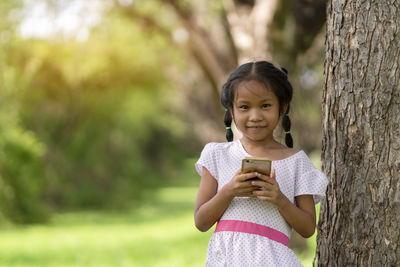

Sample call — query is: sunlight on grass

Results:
[0,187,211,267]
[0,186,318,266]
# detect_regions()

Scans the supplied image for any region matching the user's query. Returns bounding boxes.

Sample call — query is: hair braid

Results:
[282,105,293,148]
[221,81,235,142]
[224,109,234,142]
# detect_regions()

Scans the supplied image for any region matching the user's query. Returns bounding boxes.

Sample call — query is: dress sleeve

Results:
[294,153,329,204]
[195,143,218,180]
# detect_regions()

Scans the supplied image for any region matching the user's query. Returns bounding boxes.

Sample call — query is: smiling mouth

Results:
[246,126,267,129]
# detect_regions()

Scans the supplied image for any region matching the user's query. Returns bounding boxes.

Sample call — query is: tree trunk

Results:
[316,0,400,266]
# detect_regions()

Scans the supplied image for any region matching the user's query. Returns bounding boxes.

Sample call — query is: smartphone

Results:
[241,158,271,180]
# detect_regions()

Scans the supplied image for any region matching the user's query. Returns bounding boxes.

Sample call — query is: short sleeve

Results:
[294,154,329,204]
[195,143,218,180]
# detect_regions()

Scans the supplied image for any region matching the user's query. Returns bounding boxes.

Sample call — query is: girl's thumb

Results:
[270,168,276,179]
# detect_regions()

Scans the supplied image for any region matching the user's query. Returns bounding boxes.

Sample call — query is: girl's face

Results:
[232,80,282,145]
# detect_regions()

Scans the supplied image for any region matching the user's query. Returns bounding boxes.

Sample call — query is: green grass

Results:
[0,186,317,266]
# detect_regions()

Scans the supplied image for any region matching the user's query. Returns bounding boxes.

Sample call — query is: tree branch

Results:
[220,6,239,68]
[113,1,173,43]
[161,0,227,91]
[223,0,278,62]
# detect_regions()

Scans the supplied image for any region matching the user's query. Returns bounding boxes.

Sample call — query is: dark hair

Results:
[220,61,293,148]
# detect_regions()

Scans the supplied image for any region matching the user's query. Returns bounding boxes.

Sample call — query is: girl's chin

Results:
[242,135,271,143]
[244,129,269,136]
[247,129,266,134]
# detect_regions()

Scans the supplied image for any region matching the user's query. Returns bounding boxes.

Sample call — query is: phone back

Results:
[241,158,271,176]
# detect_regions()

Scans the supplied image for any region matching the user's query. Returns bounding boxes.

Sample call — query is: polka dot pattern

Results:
[206,232,301,266]
[195,140,329,267]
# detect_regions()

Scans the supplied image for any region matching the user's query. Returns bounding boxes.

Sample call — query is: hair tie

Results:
[226,127,231,130]
[225,108,228,112]
[285,131,291,134]
[284,113,289,117]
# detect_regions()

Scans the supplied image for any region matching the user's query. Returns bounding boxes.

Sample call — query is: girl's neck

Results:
[240,138,285,158]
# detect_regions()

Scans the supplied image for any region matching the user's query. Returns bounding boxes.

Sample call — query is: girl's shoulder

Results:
[274,147,315,170]
[270,143,302,161]
[202,141,236,151]
[281,147,301,158]
[200,141,238,157]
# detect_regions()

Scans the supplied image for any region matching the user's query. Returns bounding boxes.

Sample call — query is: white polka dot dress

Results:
[195,140,328,267]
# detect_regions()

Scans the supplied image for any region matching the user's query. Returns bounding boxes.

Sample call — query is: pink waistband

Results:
[215,220,289,247]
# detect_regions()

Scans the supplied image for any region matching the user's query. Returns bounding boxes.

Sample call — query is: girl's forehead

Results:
[235,80,276,100]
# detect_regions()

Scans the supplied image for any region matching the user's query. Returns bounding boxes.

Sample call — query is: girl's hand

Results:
[251,169,288,208]
[224,170,261,198]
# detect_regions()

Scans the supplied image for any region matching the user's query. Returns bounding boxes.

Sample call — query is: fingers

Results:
[250,169,279,195]
[240,186,260,194]
[251,181,274,191]
[234,186,260,197]
[255,195,273,202]
[252,188,277,199]
[252,188,284,204]
[250,172,275,186]
[237,172,260,182]
[230,171,262,197]
[233,168,282,203]
[252,189,274,197]
[270,168,276,179]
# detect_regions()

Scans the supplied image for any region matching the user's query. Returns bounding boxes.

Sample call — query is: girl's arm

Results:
[252,169,316,238]
[278,194,316,238]
[194,167,260,232]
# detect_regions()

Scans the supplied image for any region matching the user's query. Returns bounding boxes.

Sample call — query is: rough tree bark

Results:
[316,0,400,266]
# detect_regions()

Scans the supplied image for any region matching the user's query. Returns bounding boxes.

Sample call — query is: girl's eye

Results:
[239,105,249,110]
[262,104,271,108]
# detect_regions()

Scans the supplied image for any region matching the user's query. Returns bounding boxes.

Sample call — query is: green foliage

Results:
[0,1,50,222]
[0,116,49,224]
[0,2,199,222]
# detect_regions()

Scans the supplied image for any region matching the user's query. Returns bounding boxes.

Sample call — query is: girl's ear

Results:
[229,108,234,120]
[282,104,289,115]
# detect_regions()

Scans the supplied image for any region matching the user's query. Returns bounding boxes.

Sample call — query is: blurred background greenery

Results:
[0,0,325,266]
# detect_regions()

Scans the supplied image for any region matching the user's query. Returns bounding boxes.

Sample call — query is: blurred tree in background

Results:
[0,0,50,224]
[0,0,326,224]
[0,0,197,223]
[113,0,326,149]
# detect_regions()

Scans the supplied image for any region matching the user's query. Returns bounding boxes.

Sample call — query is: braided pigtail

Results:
[224,109,234,142]
[282,105,293,148]
[221,81,234,142]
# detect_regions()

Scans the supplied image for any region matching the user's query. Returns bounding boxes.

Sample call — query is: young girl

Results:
[194,61,328,266]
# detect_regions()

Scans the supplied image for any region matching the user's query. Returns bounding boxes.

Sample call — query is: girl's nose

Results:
[249,109,262,121]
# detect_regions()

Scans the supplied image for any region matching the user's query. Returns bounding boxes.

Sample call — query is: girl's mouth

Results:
[246,126,267,130]
[247,125,266,128]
